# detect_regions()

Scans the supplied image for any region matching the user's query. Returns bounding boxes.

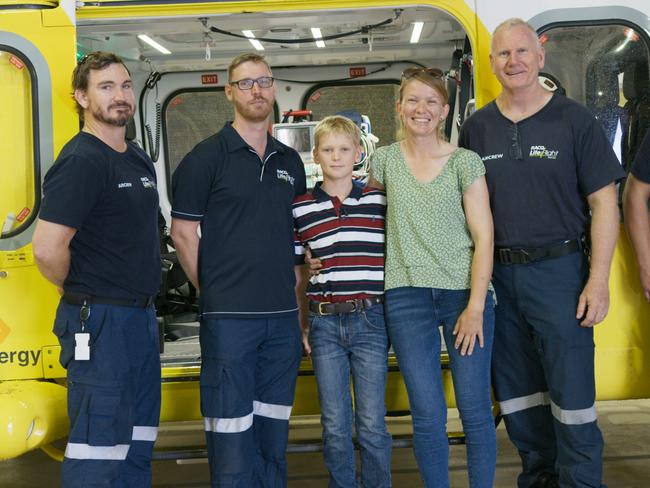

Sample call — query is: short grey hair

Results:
[491,18,542,53]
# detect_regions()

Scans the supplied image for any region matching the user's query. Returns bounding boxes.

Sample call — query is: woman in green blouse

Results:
[369,67,496,488]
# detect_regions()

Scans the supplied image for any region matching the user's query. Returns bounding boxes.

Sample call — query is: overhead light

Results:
[137,34,171,55]
[410,22,424,44]
[242,30,264,51]
[311,27,326,48]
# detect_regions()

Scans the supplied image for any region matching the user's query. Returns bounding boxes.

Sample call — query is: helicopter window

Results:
[162,88,280,197]
[163,88,231,179]
[540,22,650,169]
[0,47,37,240]
[303,81,400,147]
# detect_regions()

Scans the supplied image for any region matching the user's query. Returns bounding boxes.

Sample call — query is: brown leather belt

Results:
[309,296,383,315]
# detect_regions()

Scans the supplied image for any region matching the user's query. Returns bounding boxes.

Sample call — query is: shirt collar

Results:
[312,180,363,203]
[222,121,286,156]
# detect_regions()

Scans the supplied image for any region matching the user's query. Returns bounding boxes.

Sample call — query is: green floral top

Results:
[370,142,485,291]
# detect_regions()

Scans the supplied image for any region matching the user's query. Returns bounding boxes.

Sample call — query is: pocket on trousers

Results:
[87,390,121,446]
[361,306,387,330]
[200,360,247,418]
[53,318,74,369]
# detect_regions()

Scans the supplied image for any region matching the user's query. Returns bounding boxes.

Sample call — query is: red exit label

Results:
[349,67,366,78]
[201,74,218,85]
[16,207,31,222]
[9,56,24,70]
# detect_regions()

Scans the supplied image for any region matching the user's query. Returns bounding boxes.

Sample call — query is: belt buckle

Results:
[346,300,358,313]
[318,302,331,315]
[498,248,512,265]
[518,249,531,264]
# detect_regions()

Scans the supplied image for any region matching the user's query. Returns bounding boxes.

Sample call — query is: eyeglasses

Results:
[229,76,274,90]
[401,67,445,80]
[509,124,523,160]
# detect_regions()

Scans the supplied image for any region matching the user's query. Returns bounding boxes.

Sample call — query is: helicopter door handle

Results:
[0,270,8,279]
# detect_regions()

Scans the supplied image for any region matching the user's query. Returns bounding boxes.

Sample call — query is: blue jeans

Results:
[309,302,392,488]
[385,287,496,488]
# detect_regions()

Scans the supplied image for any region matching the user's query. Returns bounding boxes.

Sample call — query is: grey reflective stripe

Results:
[132,426,158,441]
[499,391,550,415]
[171,210,204,218]
[204,412,253,433]
[65,443,130,460]
[253,400,292,420]
[550,400,598,425]
[202,307,299,316]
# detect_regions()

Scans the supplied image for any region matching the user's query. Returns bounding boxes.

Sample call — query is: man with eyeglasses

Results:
[171,53,307,487]
[459,18,624,488]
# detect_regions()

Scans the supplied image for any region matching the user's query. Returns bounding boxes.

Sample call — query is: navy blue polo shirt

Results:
[631,131,650,183]
[459,94,625,247]
[171,122,307,318]
[40,132,161,299]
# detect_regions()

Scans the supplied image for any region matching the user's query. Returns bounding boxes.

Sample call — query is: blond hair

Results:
[227,53,271,82]
[313,115,361,149]
[397,68,449,141]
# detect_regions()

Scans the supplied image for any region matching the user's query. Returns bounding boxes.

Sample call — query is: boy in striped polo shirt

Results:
[293,116,392,488]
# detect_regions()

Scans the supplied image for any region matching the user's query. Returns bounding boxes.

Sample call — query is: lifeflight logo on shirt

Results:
[140,176,157,189]
[529,145,559,159]
[276,169,295,186]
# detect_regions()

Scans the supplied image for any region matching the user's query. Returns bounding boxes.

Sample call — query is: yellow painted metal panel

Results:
[0,263,60,380]
[0,0,57,6]
[0,380,68,460]
[0,6,77,388]
[595,227,650,400]
[42,345,66,379]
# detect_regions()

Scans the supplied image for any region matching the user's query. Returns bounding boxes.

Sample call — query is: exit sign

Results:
[201,74,218,85]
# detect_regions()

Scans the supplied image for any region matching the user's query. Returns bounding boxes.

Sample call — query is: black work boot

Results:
[531,472,560,488]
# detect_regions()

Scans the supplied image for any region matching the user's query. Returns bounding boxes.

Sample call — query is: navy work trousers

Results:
[491,252,605,488]
[200,315,302,487]
[53,300,161,488]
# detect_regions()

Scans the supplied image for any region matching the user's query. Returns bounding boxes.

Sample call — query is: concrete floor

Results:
[2,399,650,487]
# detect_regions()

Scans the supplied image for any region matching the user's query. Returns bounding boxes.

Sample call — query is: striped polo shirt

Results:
[293,182,386,303]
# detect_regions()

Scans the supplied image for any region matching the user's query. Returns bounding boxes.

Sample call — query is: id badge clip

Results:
[75,333,90,361]
[75,302,91,361]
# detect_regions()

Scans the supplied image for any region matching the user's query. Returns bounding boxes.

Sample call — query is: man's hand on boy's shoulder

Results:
[305,247,322,276]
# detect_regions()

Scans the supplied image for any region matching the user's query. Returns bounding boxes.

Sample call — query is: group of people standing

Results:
[30,13,647,488]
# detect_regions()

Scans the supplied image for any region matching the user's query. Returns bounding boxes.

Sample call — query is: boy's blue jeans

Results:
[384,287,496,488]
[309,302,392,488]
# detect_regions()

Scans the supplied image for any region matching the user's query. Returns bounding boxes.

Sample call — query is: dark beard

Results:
[92,104,133,127]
